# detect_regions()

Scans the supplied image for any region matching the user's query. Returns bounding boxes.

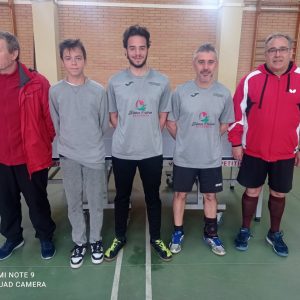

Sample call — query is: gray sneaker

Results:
[203,236,226,256]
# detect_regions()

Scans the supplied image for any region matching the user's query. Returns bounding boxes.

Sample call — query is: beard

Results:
[127,54,148,68]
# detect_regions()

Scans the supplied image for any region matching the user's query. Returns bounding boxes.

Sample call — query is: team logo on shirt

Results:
[190,92,199,97]
[135,99,146,111]
[199,112,209,124]
[128,99,152,117]
[125,81,134,86]
[192,112,214,128]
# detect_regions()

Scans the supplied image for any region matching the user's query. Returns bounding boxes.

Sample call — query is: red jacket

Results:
[228,62,300,162]
[18,63,55,175]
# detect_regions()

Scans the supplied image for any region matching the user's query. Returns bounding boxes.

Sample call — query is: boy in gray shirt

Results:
[105,25,172,262]
[167,43,234,256]
[49,39,108,268]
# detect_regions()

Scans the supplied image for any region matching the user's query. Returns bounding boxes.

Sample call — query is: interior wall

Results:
[1,0,300,90]
[0,4,34,67]
[57,5,217,88]
[237,9,300,83]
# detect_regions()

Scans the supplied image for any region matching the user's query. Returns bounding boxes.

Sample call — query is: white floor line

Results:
[110,248,124,300]
[145,213,152,300]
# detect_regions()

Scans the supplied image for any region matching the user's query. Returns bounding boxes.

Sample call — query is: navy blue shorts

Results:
[237,154,295,193]
[173,164,223,193]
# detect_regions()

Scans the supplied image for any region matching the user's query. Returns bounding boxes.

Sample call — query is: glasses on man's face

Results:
[266,47,290,55]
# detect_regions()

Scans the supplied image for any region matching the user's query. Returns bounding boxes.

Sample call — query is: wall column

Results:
[31,0,60,84]
[217,0,244,93]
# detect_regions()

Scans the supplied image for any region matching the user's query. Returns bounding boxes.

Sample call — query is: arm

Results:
[220,123,229,136]
[42,78,55,142]
[232,145,244,161]
[159,112,168,130]
[99,92,109,133]
[166,120,177,139]
[158,78,172,130]
[107,80,118,128]
[219,90,234,137]
[295,151,300,167]
[166,87,180,139]
[49,89,59,135]
[110,112,118,128]
[227,77,246,148]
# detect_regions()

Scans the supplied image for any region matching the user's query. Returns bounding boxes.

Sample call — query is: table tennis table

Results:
[49,128,263,221]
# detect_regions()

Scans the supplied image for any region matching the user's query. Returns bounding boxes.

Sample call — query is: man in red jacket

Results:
[0,32,56,260]
[228,33,300,257]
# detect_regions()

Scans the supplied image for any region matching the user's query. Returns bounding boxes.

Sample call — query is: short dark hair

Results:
[0,31,20,61]
[59,39,87,60]
[193,43,218,61]
[123,25,151,49]
[265,33,293,49]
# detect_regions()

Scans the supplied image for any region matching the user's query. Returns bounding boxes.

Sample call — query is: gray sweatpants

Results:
[60,157,106,245]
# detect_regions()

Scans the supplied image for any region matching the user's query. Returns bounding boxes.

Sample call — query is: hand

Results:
[295,151,300,167]
[232,146,243,161]
[51,159,60,167]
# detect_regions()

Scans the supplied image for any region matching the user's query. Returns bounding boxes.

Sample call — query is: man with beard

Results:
[167,43,234,256]
[105,25,172,261]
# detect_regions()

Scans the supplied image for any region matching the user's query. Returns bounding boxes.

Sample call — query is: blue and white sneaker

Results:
[203,236,226,256]
[235,228,251,251]
[70,244,87,269]
[169,231,184,254]
[266,230,288,257]
[91,240,104,264]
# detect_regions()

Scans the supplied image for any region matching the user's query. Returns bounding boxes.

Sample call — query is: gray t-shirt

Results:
[168,80,234,168]
[108,68,171,160]
[49,79,109,169]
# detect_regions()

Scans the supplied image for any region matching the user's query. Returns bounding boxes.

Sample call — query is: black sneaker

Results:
[104,238,126,261]
[266,230,288,257]
[90,240,104,264]
[70,244,87,269]
[0,239,24,260]
[40,240,56,260]
[151,239,172,261]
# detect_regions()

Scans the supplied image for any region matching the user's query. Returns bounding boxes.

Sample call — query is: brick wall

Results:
[14,5,34,68]
[0,5,12,32]
[57,0,219,5]
[58,5,217,88]
[1,1,300,90]
[0,4,34,68]
[237,0,300,83]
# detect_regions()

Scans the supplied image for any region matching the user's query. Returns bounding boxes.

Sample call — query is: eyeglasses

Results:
[266,47,290,55]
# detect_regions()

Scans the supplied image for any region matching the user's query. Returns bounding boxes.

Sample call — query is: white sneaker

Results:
[203,236,226,256]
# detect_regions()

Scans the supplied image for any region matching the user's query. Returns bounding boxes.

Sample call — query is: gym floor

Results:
[0,167,299,300]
